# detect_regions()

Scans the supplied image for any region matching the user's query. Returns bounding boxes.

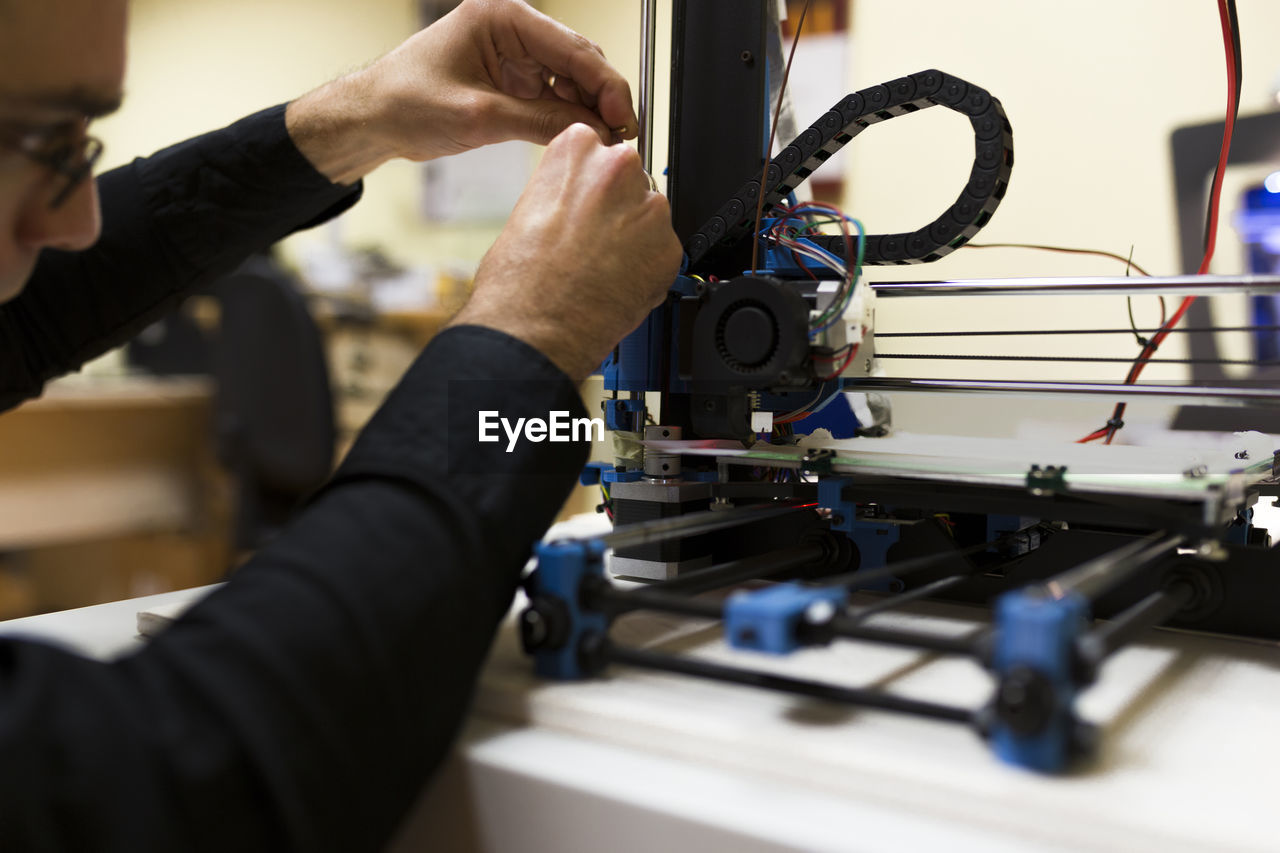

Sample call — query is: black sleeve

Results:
[0,325,591,852]
[0,104,361,412]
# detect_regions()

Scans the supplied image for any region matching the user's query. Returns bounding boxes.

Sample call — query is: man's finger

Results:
[489,94,612,147]
[496,2,638,139]
[543,71,585,107]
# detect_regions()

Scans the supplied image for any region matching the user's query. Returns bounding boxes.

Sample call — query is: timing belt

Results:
[685,69,1014,269]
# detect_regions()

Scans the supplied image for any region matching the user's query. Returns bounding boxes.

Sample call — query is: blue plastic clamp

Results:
[603,398,646,432]
[818,478,900,591]
[725,582,849,655]
[524,539,609,680]
[989,588,1090,772]
[579,461,612,486]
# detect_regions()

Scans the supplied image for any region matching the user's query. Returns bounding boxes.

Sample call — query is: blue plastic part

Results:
[525,539,609,680]
[1224,506,1254,546]
[986,514,1023,544]
[604,398,646,432]
[725,582,849,655]
[794,391,859,438]
[818,478,900,591]
[598,276,697,397]
[579,461,612,486]
[843,522,900,590]
[990,588,1090,772]
[1236,184,1280,361]
[601,468,643,485]
[816,477,849,514]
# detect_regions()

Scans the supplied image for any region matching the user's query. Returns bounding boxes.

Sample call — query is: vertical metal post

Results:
[666,0,767,245]
[638,0,658,175]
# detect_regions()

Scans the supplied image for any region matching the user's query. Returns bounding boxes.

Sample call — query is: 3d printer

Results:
[518,0,1280,772]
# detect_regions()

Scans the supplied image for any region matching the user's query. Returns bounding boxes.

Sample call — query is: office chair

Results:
[129,253,336,552]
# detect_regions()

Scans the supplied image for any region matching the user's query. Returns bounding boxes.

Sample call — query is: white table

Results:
[2,577,1277,852]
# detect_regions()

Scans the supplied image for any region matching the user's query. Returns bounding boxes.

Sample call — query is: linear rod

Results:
[598,502,815,550]
[645,542,826,595]
[638,0,658,175]
[870,275,1280,298]
[585,583,723,620]
[876,325,1280,338]
[848,575,966,622]
[1043,531,1185,602]
[821,535,1002,590]
[843,377,1280,407]
[608,643,975,723]
[1083,582,1196,661]
[875,354,1278,366]
[588,577,982,657]
[823,618,982,656]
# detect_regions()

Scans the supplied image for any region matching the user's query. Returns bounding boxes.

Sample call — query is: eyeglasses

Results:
[0,119,104,210]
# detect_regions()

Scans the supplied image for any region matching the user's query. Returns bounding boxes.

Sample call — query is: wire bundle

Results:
[1080,0,1241,444]
[759,202,868,382]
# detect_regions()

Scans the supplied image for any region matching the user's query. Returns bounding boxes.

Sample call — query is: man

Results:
[0,0,682,849]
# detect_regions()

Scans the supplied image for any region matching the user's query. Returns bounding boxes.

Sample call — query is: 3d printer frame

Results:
[518,0,1280,773]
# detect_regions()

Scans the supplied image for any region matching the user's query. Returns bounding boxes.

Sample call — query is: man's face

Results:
[0,0,127,303]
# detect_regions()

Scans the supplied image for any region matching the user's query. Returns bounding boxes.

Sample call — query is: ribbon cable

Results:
[685,69,1014,268]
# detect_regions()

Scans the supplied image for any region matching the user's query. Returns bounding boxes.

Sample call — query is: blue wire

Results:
[810,220,866,338]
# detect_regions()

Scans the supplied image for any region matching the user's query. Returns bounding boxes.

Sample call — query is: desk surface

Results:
[2,569,1277,852]
[0,375,217,550]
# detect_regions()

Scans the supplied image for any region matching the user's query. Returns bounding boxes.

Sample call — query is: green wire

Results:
[810,218,865,332]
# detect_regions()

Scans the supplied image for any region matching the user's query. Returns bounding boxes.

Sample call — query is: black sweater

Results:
[0,105,588,851]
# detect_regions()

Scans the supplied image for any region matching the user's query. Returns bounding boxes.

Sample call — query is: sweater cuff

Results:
[335,325,592,504]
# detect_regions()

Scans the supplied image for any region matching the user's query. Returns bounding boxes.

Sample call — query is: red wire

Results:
[819,344,859,380]
[751,0,812,275]
[1078,0,1237,444]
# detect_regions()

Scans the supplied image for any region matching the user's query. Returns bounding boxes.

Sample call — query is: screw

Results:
[1197,540,1229,562]
[740,50,753,63]
[804,599,836,625]
[519,607,547,650]
[995,666,1055,736]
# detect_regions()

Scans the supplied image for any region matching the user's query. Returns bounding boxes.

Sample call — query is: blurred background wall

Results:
[95,0,1280,391]
[8,1,1273,617]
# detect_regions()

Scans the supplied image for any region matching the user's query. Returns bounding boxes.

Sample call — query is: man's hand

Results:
[449,124,682,382]
[286,0,637,184]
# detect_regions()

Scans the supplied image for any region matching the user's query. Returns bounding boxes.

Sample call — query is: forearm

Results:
[0,327,590,851]
[286,74,398,186]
